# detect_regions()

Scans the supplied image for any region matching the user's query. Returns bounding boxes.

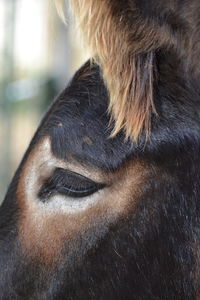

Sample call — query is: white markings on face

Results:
[38,190,103,214]
[17,136,148,265]
[19,137,104,215]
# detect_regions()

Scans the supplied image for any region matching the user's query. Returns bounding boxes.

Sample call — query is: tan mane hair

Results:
[55,0,176,140]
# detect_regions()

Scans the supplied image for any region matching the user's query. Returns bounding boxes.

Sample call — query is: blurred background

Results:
[0,0,89,203]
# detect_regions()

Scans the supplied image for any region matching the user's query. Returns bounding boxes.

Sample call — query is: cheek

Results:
[17,190,136,267]
[18,205,113,267]
[16,138,147,267]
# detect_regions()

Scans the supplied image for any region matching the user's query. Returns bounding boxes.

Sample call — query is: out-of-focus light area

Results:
[0,0,89,203]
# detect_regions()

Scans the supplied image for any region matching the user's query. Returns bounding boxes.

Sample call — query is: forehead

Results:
[39,62,134,171]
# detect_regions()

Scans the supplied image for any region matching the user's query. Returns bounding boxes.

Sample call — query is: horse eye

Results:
[38,168,105,201]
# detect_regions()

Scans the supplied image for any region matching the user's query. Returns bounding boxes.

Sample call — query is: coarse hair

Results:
[54,0,188,141]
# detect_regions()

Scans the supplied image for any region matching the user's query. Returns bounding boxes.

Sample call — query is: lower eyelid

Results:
[59,186,98,193]
[39,189,104,214]
[57,185,99,197]
[38,182,105,202]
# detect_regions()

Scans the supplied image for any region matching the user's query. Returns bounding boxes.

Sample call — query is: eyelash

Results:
[56,185,101,198]
[38,168,105,201]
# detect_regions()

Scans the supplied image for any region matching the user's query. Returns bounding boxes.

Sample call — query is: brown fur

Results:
[55,1,200,140]
[55,0,182,140]
[16,137,150,266]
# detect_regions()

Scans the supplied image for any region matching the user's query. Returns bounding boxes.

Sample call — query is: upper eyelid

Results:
[59,161,108,184]
[55,168,107,186]
[59,168,96,182]
[39,168,105,192]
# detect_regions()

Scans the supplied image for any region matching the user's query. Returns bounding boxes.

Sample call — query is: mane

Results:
[55,0,182,140]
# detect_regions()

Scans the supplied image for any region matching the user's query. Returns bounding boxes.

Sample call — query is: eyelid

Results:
[60,168,99,184]
[56,168,106,187]
[64,169,107,186]
[38,168,106,201]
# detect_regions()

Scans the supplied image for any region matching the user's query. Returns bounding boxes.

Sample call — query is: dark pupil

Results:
[38,168,105,202]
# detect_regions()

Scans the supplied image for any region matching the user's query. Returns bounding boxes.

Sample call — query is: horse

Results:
[1,0,200,299]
